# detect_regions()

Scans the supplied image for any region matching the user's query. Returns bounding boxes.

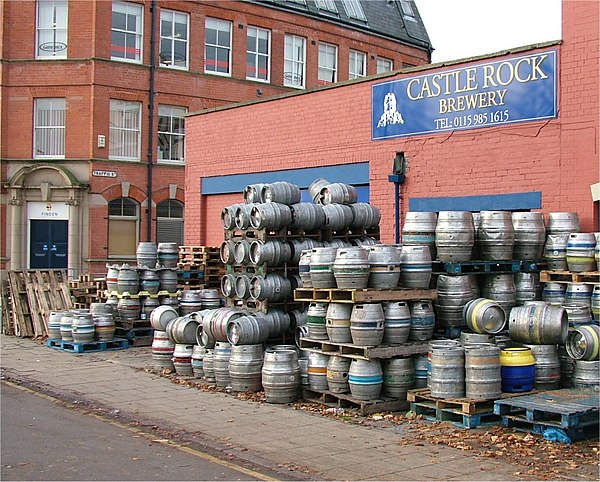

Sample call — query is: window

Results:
[34,98,65,158]
[111,1,143,62]
[36,0,68,58]
[349,50,366,79]
[377,57,393,73]
[109,100,141,160]
[159,10,189,69]
[399,0,416,20]
[158,105,186,163]
[205,17,232,75]
[156,200,184,245]
[284,34,306,88]
[340,0,366,21]
[315,0,337,13]
[318,42,337,84]
[108,198,139,258]
[246,26,270,82]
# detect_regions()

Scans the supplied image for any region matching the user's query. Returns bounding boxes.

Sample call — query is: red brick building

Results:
[185,0,599,247]
[1,0,431,276]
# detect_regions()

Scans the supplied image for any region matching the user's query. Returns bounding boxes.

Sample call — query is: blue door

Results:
[30,220,68,269]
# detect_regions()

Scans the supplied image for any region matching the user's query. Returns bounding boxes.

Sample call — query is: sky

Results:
[414,0,563,63]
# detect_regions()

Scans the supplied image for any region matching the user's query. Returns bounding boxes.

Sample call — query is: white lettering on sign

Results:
[92,170,117,178]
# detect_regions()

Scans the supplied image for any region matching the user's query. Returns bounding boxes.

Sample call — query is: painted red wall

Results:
[185,3,599,248]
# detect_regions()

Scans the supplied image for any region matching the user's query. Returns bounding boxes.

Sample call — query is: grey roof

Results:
[247,0,432,51]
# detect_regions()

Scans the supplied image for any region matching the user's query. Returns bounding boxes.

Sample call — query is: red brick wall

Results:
[186,5,599,247]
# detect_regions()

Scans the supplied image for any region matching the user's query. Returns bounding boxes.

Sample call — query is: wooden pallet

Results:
[293,287,437,303]
[47,337,129,353]
[299,337,428,360]
[410,401,502,429]
[539,270,600,284]
[302,387,408,416]
[224,297,302,314]
[407,388,529,414]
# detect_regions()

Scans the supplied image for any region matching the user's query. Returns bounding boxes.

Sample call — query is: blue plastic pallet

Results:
[47,337,129,353]
[432,260,523,275]
[500,415,598,443]
[410,401,502,429]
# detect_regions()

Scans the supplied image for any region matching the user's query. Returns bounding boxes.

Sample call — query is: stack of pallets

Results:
[177,245,224,290]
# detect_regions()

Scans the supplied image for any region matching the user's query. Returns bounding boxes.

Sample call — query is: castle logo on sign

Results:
[377,93,404,128]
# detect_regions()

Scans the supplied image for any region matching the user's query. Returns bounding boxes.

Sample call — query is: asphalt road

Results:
[1,383,269,481]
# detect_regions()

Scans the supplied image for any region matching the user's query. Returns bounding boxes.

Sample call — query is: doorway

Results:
[29,220,68,269]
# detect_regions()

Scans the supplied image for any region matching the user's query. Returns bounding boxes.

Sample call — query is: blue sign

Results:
[372,50,557,140]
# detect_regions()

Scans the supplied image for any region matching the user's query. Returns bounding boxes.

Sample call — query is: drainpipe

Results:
[146,0,157,241]
[388,152,407,244]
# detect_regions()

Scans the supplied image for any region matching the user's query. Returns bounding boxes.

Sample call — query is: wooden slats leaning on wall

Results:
[2,270,73,338]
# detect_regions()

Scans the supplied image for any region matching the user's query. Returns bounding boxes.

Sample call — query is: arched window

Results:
[156,199,183,245]
[108,198,139,257]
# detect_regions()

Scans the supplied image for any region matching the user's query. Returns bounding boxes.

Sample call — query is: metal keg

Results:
[481,274,517,316]
[472,212,481,259]
[117,296,141,321]
[326,356,351,394]
[460,331,495,344]
[462,298,506,334]
[157,242,179,268]
[179,290,203,315]
[202,308,244,343]
[382,301,411,344]
[106,264,119,293]
[508,302,568,344]
[220,240,235,265]
[382,358,414,399]
[524,344,561,390]
[464,344,502,400]
[309,247,338,288]
[319,183,358,205]
[514,272,541,305]
[477,211,515,261]
[235,274,251,300]
[592,284,600,320]
[350,303,385,346]
[243,183,266,204]
[308,178,329,203]
[233,239,251,265]
[136,242,158,269]
[221,204,243,230]
[200,289,221,310]
[468,274,481,299]
[402,211,438,260]
[173,343,194,377]
[544,234,570,270]
[542,282,566,305]
[512,212,546,260]
[325,303,352,343]
[290,203,326,231]
[139,269,160,295]
[566,232,597,272]
[368,245,401,289]
[322,203,354,231]
[213,341,232,388]
[229,344,264,392]
[353,237,379,247]
[262,309,291,337]
[262,349,301,403]
[250,202,293,230]
[426,340,462,389]
[159,295,179,313]
[150,305,179,332]
[261,181,301,205]
[435,211,474,262]
[299,250,312,288]
[430,345,465,398]
[93,311,115,342]
[71,311,95,344]
[559,345,575,388]
[47,311,65,339]
[547,212,580,235]
[349,203,381,230]
[151,330,175,371]
[573,360,600,388]
[249,239,292,266]
[565,283,592,307]
[596,233,600,271]
[399,245,432,289]
[500,347,536,392]
[250,273,292,302]
[289,238,323,264]
[349,359,383,400]
[221,274,236,298]
[235,203,257,230]
[191,345,206,378]
[226,314,270,345]
[562,303,593,326]
[157,268,177,293]
[203,349,216,384]
[141,297,160,321]
[166,314,202,344]
[412,354,429,388]
[325,239,351,249]
[105,296,120,321]
[333,247,370,289]
[306,302,328,340]
[408,300,435,341]
[435,275,473,327]
[494,334,512,349]
[117,264,139,294]
[566,324,599,360]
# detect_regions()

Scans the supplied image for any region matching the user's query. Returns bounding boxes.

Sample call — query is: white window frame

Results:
[399,0,417,21]
[315,0,338,13]
[111,1,143,63]
[349,49,366,79]
[34,98,66,159]
[204,17,232,76]
[158,105,186,164]
[318,42,338,85]
[377,57,393,73]
[340,0,367,21]
[284,34,306,89]
[36,0,68,59]
[109,100,141,161]
[108,198,140,258]
[246,26,271,82]
[156,200,184,245]
[159,9,189,70]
